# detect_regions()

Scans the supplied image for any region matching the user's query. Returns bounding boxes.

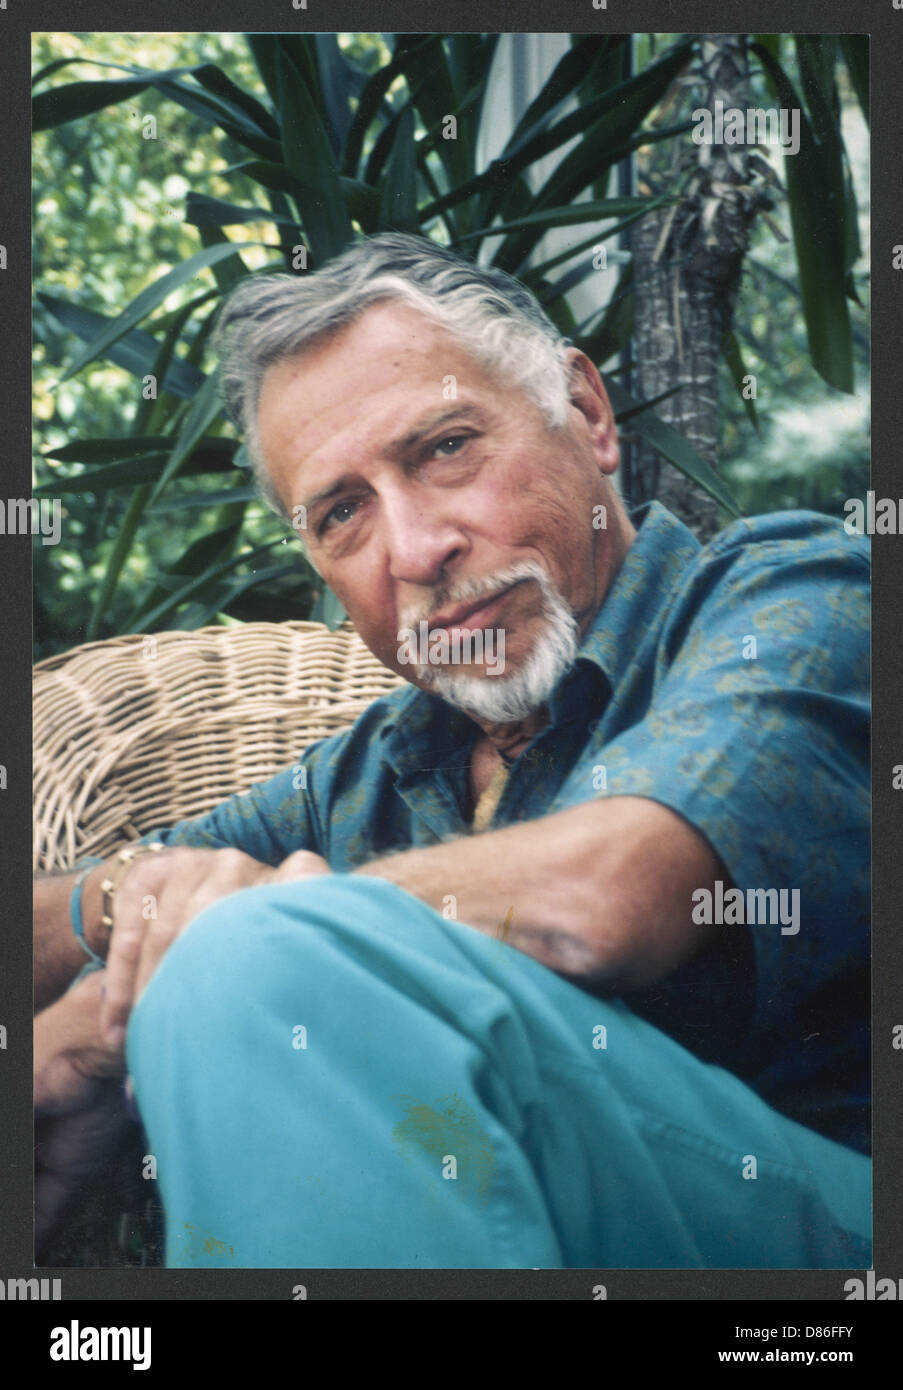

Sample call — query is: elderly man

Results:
[35,233,870,1270]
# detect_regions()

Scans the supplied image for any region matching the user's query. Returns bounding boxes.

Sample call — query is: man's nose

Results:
[382,490,468,587]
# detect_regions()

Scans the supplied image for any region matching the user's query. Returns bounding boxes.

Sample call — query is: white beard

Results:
[406,560,580,723]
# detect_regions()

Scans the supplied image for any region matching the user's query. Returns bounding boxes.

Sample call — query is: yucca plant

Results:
[33,32,865,646]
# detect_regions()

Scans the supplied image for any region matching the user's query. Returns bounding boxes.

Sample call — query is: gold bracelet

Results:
[99,842,167,936]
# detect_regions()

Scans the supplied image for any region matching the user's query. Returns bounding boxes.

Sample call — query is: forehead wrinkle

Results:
[274,389,496,513]
[259,300,510,481]
[389,402,490,455]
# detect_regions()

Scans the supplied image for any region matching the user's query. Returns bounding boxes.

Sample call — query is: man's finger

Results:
[131,916,182,1010]
[273,850,331,881]
[99,904,147,1046]
[128,881,245,1007]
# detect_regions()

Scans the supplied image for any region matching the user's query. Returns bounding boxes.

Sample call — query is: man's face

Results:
[257,301,626,712]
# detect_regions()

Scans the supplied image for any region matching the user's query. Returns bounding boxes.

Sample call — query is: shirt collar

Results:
[576,499,700,693]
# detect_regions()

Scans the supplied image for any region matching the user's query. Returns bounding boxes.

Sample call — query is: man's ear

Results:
[565,349,620,476]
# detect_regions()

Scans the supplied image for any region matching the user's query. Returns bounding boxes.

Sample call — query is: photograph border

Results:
[4,0,902,1313]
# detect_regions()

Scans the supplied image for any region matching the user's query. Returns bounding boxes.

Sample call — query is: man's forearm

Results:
[352,796,722,990]
[34,861,113,1013]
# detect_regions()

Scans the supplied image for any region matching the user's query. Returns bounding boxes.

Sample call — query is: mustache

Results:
[400,560,550,629]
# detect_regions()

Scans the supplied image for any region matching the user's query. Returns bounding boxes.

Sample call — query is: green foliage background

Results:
[33,31,869,663]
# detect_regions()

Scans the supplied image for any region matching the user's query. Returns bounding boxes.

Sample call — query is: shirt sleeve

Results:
[135,737,334,866]
[554,518,870,1143]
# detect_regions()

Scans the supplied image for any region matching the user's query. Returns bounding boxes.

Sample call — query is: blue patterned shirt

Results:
[144,502,871,1153]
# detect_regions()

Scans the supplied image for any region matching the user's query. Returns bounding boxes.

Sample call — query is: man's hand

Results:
[34,969,132,1253]
[99,846,330,1047]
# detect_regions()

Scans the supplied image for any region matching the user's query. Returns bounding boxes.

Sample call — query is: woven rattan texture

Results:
[34,621,405,872]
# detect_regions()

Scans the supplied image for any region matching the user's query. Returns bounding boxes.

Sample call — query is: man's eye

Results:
[433,435,468,457]
[321,499,359,532]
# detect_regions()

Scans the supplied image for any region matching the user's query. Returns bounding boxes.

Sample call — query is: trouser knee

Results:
[125,875,441,1059]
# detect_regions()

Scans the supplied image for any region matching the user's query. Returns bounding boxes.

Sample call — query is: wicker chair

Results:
[34,620,405,872]
[33,620,405,1265]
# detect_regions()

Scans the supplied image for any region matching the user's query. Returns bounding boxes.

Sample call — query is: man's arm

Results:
[40,802,716,1045]
[34,740,333,1013]
[34,861,115,1013]
[35,845,331,1037]
[353,794,724,990]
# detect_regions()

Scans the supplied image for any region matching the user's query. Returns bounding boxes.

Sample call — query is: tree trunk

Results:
[630,34,759,541]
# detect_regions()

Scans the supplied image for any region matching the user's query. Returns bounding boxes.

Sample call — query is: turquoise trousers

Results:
[126,876,871,1269]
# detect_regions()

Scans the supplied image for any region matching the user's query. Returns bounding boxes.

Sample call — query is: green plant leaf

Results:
[246,35,283,107]
[277,36,323,105]
[142,295,218,436]
[574,262,634,365]
[131,521,248,621]
[130,523,248,624]
[495,42,694,269]
[523,224,628,282]
[32,56,90,89]
[220,161,380,231]
[364,96,416,187]
[31,59,208,128]
[493,43,692,202]
[37,294,206,399]
[839,36,869,128]
[394,40,477,235]
[82,288,218,639]
[721,330,760,432]
[43,435,234,465]
[341,35,445,176]
[310,587,347,631]
[313,34,359,156]
[36,455,168,494]
[146,373,225,509]
[35,455,241,495]
[276,45,355,262]
[753,35,782,63]
[33,77,153,131]
[134,539,284,632]
[612,384,683,423]
[454,196,662,243]
[36,448,243,496]
[222,583,315,625]
[752,43,853,392]
[500,37,625,158]
[795,36,847,244]
[192,563,305,627]
[152,78,283,162]
[221,158,299,194]
[194,224,254,296]
[604,379,742,518]
[147,486,259,513]
[185,193,295,228]
[61,242,259,381]
[841,155,862,295]
[192,62,281,138]
[379,106,419,230]
[340,178,382,232]
[415,116,691,234]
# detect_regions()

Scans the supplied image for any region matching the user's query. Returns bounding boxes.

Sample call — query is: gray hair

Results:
[212,233,574,520]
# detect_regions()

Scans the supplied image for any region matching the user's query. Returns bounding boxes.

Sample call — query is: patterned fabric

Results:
[143,501,871,1153]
